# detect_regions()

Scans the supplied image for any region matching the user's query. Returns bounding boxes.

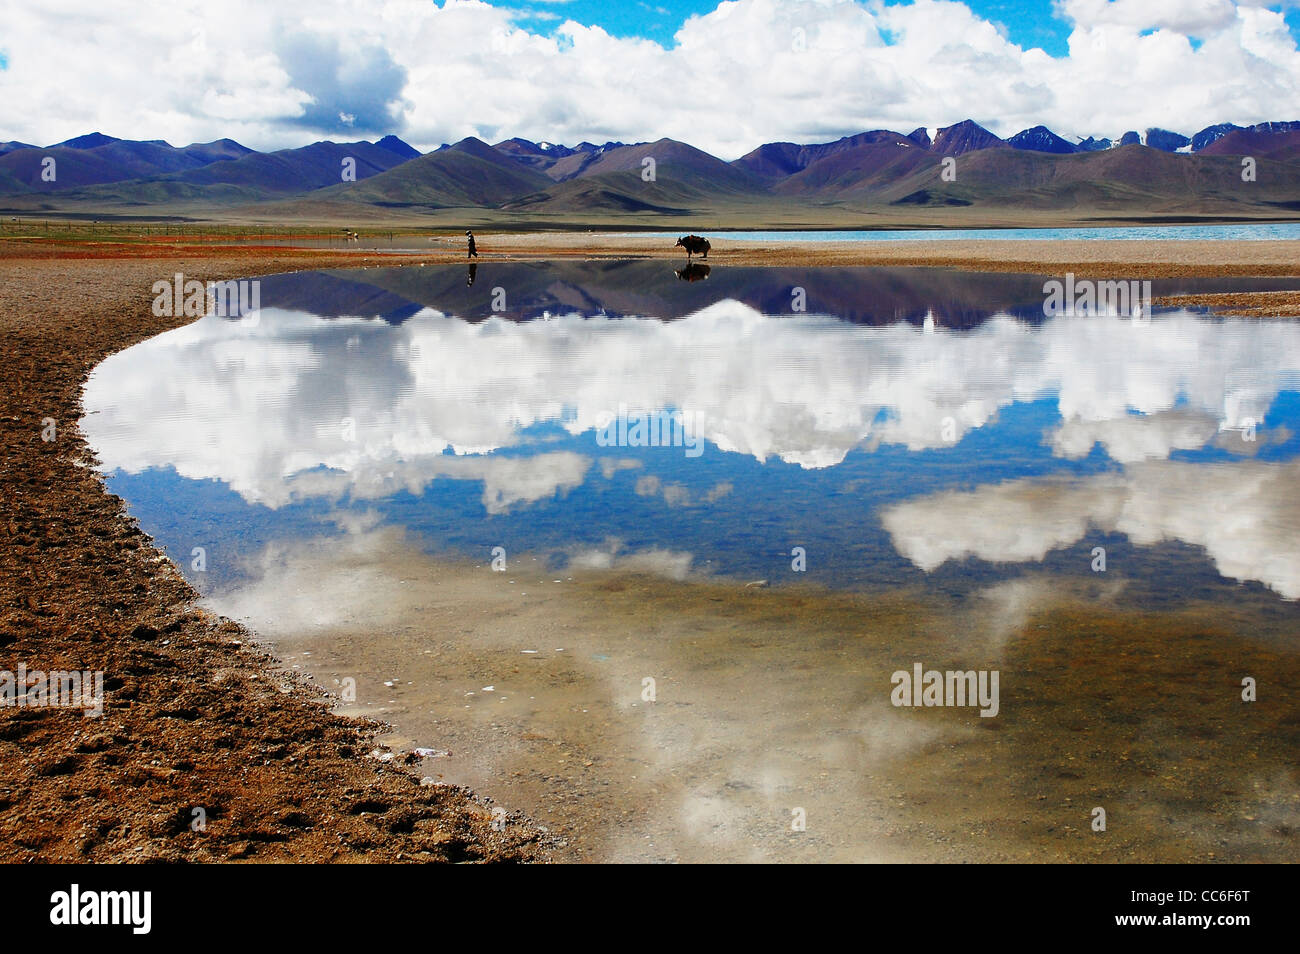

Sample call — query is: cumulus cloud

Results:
[275,31,408,134]
[81,301,1300,512]
[881,459,1300,598]
[1047,409,1221,463]
[1057,0,1240,35]
[1,0,1297,156]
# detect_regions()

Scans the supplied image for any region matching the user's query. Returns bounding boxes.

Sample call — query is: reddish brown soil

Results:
[0,244,544,862]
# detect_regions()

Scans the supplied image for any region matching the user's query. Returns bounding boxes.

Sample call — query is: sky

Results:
[2,0,1299,159]
[509,0,1103,54]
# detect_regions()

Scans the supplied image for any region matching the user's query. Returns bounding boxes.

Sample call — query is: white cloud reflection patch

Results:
[82,302,1300,516]
[881,459,1300,599]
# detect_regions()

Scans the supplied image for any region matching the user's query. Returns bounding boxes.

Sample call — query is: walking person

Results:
[466,229,478,259]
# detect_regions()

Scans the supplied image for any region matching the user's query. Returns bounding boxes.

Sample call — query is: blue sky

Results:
[508,0,1300,55]
[509,1,1068,53]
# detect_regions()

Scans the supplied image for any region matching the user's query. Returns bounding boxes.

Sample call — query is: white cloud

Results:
[634,473,693,507]
[1057,0,1240,35]
[1048,409,1221,463]
[81,299,1300,514]
[568,541,695,579]
[1,0,1297,157]
[881,458,1300,598]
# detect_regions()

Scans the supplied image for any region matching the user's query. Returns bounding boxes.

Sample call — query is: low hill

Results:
[876,143,1300,213]
[499,139,765,215]
[0,137,255,192]
[3,138,414,206]
[774,139,933,198]
[540,142,635,181]
[311,137,554,209]
[734,130,917,179]
[0,140,37,157]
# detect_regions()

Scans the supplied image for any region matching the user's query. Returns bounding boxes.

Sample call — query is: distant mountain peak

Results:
[1075,136,1112,152]
[50,132,121,150]
[0,140,37,157]
[1007,125,1076,154]
[573,141,627,154]
[1191,123,1241,152]
[1145,127,1191,152]
[180,138,254,162]
[906,128,931,149]
[449,135,498,157]
[931,119,1004,156]
[375,134,420,159]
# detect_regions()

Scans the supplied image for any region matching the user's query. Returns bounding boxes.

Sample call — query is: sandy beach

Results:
[2,233,1298,863]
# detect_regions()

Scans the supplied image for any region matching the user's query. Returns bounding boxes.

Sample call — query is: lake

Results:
[81,261,1300,862]
[221,221,1300,252]
[687,223,1300,242]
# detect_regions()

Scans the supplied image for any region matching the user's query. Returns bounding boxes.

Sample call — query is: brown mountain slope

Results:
[774,140,935,197]
[559,138,763,193]
[310,137,554,209]
[931,119,1007,156]
[733,130,918,179]
[1200,128,1300,161]
[875,144,1300,212]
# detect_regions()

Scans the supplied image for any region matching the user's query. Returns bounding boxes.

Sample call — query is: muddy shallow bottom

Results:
[204,526,1300,863]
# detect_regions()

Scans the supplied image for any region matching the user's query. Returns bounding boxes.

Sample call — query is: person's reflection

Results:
[466,262,477,286]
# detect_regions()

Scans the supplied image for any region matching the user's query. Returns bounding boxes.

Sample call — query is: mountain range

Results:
[3,119,1299,225]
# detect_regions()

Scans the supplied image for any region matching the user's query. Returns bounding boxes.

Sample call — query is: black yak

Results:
[675,234,710,259]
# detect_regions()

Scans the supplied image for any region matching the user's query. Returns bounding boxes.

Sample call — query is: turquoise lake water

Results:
[675,223,1300,242]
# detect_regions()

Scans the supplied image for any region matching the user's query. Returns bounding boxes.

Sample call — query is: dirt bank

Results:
[0,246,542,862]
